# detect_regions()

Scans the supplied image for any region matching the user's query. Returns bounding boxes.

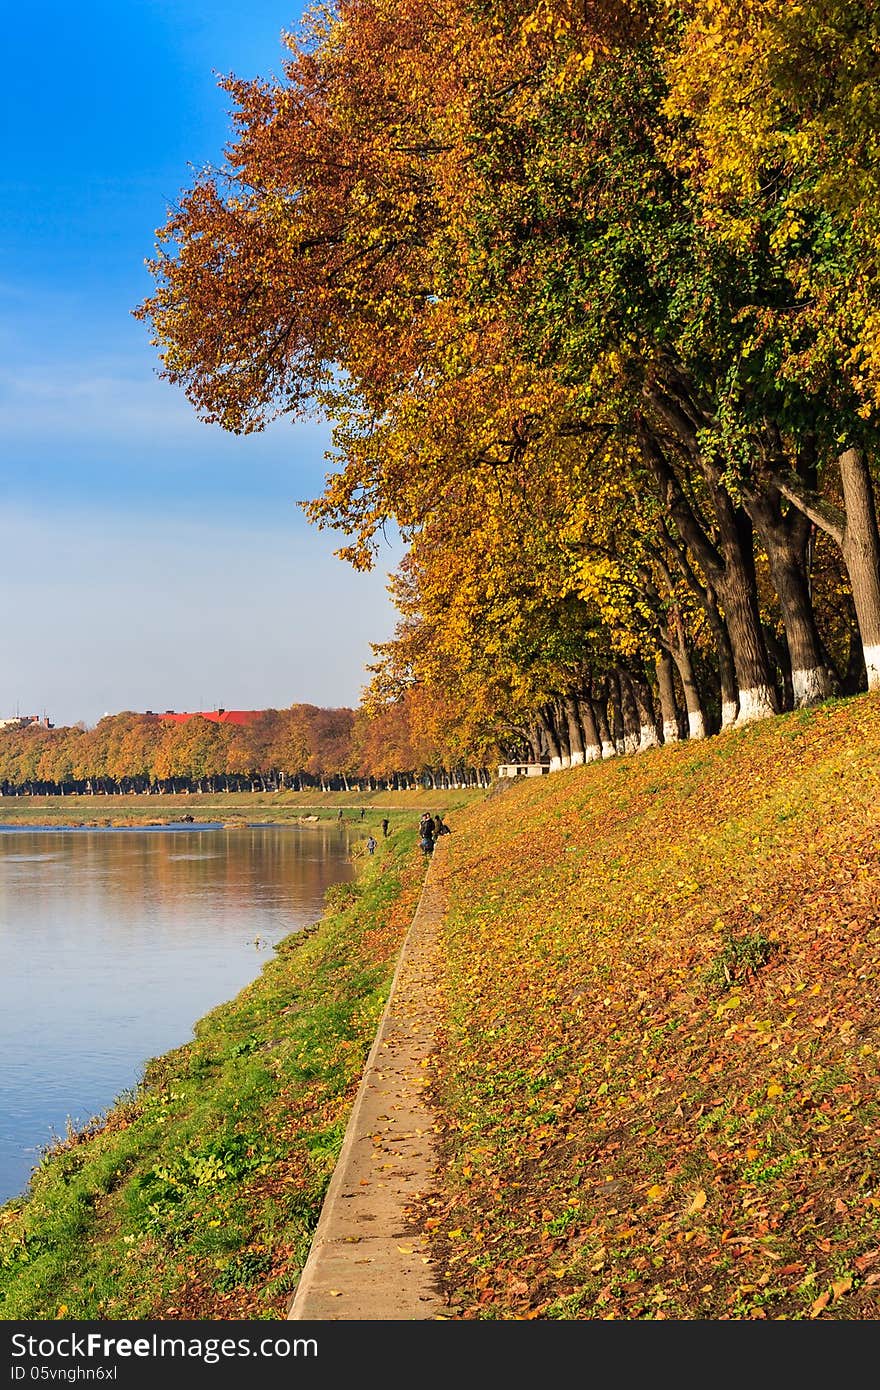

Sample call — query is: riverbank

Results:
[0,787,484,831]
[0,817,440,1319]
[5,693,880,1320]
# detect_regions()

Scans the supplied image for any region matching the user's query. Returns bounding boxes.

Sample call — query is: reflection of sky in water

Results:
[0,826,355,1204]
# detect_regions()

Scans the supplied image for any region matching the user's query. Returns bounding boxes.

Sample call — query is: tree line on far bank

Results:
[0,705,491,797]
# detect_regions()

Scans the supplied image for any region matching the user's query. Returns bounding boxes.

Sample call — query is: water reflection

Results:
[0,825,354,1204]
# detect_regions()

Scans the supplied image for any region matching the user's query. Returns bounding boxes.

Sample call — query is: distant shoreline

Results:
[0,787,483,832]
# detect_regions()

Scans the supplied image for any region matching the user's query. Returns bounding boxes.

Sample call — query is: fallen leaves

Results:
[810,1275,853,1318]
[415,698,880,1320]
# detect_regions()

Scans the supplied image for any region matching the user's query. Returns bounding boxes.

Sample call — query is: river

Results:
[0,822,355,1206]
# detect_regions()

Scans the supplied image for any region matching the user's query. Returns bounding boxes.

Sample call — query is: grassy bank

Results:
[420,691,880,1319]
[0,821,435,1319]
[0,787,483,830]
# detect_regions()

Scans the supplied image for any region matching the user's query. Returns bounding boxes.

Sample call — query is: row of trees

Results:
[135,0,880,768]
[0,707,491,796]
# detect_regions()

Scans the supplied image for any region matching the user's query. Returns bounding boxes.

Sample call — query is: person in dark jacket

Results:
[419,812,436,856]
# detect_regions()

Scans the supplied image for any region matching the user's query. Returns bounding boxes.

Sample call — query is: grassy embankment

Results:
[421,691,880,1319]
[4,696,880,1320]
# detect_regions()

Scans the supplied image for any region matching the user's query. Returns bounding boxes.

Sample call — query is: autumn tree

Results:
[134,0,880,771]
[665,0,880,689]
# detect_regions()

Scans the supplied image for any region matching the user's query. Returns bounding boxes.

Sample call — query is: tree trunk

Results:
[714,516,779,725]
[840,448,880,691]
[526,722,543,763]
[762,623,794,712]
[616,670,641,753]
[554,700,572,768]
[655,651,680,743]
[748,490,837,706]
[627,661,661,749]
[562,694,586,767]
[539,708,563,773]
[771,446,880,691]
[591,679,617,759]
[576,694,602,763]
[640,413,777,723]
[697,588,737,728]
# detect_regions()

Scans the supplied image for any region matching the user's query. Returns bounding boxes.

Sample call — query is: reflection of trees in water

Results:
[0,828,355,924]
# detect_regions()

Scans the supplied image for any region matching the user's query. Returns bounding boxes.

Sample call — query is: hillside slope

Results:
[420,692,880,1319]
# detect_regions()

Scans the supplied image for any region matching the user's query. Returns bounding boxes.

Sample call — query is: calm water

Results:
[0,823,355,1205]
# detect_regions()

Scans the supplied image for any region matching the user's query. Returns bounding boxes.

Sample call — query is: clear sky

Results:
[0,1,402,729]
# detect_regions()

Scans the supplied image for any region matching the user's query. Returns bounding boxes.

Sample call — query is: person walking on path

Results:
[381,818,389,838]
[366,835,377,855]
[419,812,436,857]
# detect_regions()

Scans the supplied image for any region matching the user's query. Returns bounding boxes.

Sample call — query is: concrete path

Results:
[287,842,448,1320]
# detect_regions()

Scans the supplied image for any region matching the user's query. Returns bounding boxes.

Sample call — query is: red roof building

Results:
[151,709,264,727]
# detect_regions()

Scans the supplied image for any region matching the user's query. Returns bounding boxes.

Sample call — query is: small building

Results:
[497,762,548,778]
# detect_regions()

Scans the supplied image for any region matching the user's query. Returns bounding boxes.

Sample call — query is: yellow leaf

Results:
[810,1290,830,1318]
[687,1189,707,1214]
[646,1184,666,1202]
[766,1083,784,1098]
[831,1276,853,1301]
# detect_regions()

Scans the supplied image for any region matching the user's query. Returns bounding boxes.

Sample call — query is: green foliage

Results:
[214,1250,272,1292]
[703,927,777,992]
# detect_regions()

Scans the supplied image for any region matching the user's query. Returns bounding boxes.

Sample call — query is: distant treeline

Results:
[0,706,491,796]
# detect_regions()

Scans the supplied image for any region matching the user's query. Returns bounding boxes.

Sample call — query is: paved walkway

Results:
[287,841,448,1320]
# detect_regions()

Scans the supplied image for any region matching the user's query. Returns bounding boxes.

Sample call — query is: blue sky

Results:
[0,1,402,728]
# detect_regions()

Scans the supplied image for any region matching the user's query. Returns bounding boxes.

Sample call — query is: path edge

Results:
[286,842,446,1319]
